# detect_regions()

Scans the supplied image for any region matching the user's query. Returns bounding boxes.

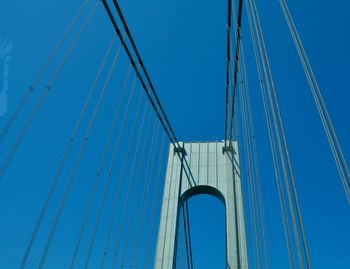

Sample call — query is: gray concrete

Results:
[154,141,248,269]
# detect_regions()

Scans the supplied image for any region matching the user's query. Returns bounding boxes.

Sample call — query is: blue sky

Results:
[0,0,349,268]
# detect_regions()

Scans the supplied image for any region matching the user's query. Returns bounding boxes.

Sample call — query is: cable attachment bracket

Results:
[174,146,187,156]
[222,144,235,154]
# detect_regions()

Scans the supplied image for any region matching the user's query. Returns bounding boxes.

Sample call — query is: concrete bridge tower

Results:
[154,141,248,269]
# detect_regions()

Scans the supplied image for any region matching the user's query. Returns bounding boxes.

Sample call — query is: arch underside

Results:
[154,141,248,269]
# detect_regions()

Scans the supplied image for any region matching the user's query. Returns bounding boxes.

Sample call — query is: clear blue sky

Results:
[0,0,349,268]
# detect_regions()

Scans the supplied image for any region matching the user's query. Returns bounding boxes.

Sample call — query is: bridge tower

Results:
[154,141,248,269]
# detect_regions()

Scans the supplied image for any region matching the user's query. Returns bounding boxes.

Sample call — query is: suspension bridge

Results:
[0,0,349,268]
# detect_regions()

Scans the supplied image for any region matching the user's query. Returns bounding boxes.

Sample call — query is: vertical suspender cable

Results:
[82,75,140,269]
[186,202,194,269]
[142,133,168,269]
[279,0,350,203]
[251,0,305,262]
[68,64,132,269]
[184,201,194,269]
[107,96,145,268]
[245,1,296,268]
[230,151,242,269]
[18,32,116,269]
[121,109,154,269]
[182,203,192,269]
[117,104,152,268]
[37,36,123,269]
[241,44,270,269]
[250,1,312,268]
[159,145,176,269]
[0,0,90,143]
[248,0,302,267]
[130,121,161,269]
[116,102,149,269]
[240,42,271,268]
[248,0,313,268]
[0,1,99,179]
[100,72,146,269]
[238,70,261,269]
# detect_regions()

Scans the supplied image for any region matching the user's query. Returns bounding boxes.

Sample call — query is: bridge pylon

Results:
[154,141,248,268]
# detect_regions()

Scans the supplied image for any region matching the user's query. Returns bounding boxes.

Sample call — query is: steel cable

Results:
[251,1,300,268]
[279,0,350,204]
[185,201,194,269]
[0,0,90,143]
[184,201,194,269]
[245,1,296,268]
[250,1,305,265]
[159,143,176,269]
[0,1,99,179]
[183,203,191,269]
[238,71,261,269]
[101,0,196,187]
[129,120,161,269]
[101,0,176,148]
[250,1,312,268]
[241,44,270,269]
[37,35,123,269]
[248,0,313,268]
[228,0,244,146]
[117,104,151,268]
[225,0,233,146]
[98,82,152,269]
[110,0,179,148]
[111,102,149,268]
[239,41,272,268]
[68,64,132,269]
[105,96,145,269]
[142,132,167,269]
[101,1,197,200]
[82,75,141,269]
[120,109,155,269]
[18,32,116,269]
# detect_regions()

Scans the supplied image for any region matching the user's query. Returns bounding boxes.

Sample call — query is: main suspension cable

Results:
[101,0,177,148]
[101,0,197,188]
[228,0,244,146]
[110,0,180,147]
[225,0,233,146]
